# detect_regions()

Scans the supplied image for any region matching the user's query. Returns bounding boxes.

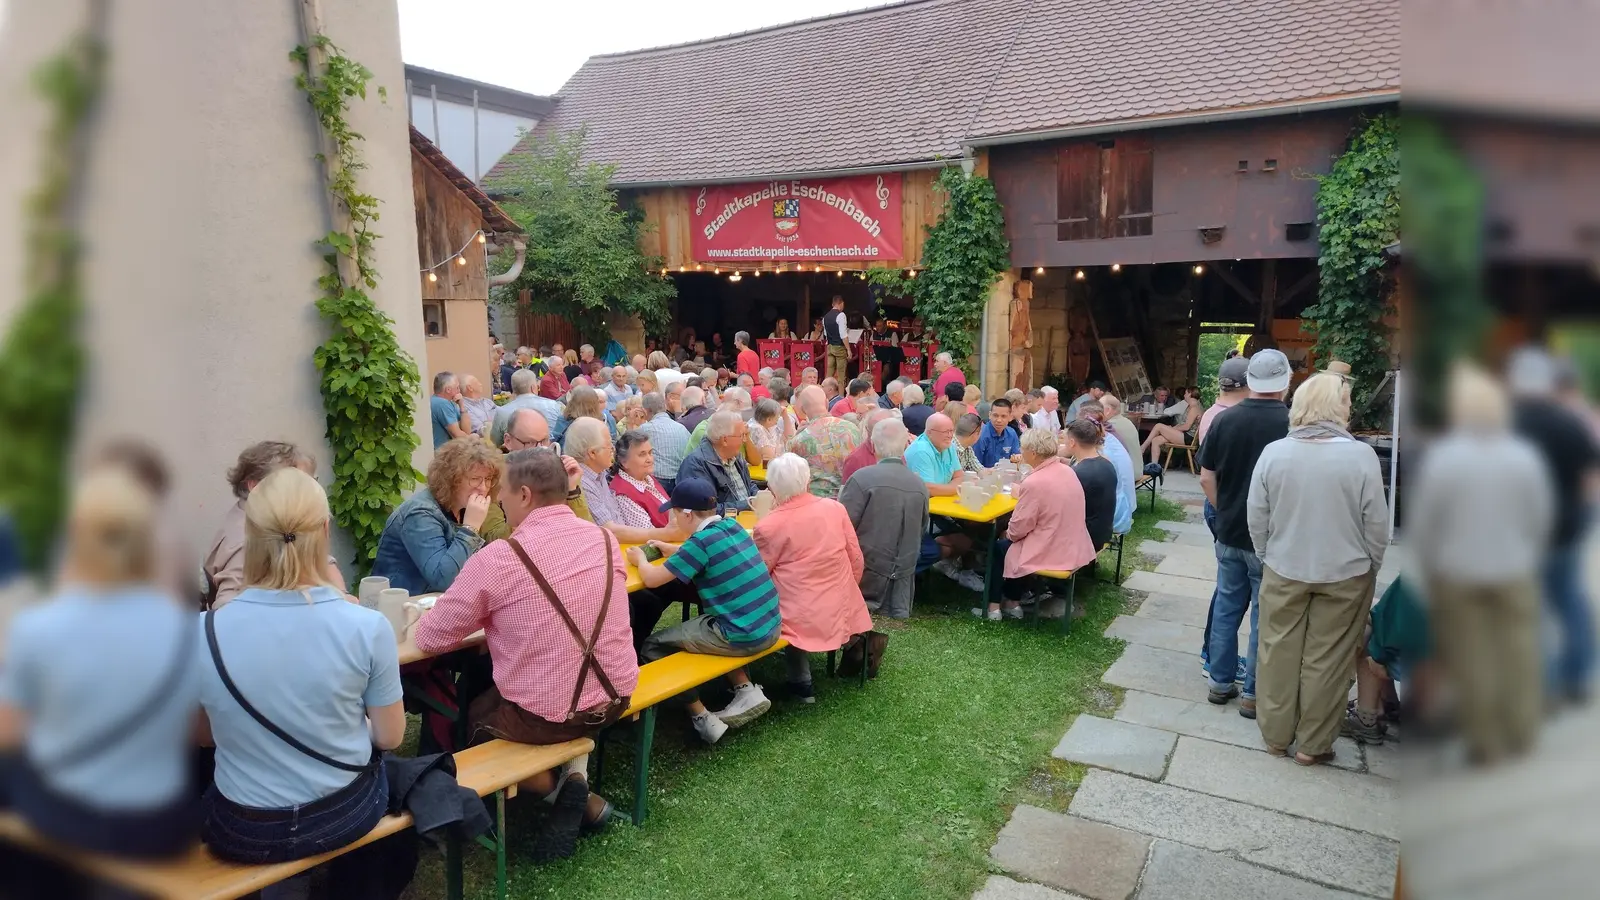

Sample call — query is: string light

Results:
[753,270,761,277]
[660,267,668,276]
[679,265,687,273]
[713,267,721,275]
[838,270,845,278]
[815,265,823,273]
[729,272,743,282]
[1111,263,1122,273]
[427,272,438,283]
[1074,269,1086,280]
[419,229,487,276]
[695,263,703,271]
[477,233,486,244]
[906,268,917,278]
[1034,267,1045,275]
[1192,264,1205,275]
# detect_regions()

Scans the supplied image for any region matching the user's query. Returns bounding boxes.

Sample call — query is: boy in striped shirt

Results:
[627,478,782,744]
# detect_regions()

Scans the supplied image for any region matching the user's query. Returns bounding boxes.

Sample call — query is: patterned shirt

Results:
[664,516,780,644]
[749,420,783,458]
[955,439,983,473]
[786,416,863,499]
[613,471,668,530]
[580,465,624,527]
[413,504,639,722]
[720,457,751,506]
[603,382,638,412]
[462,396,499,434]
[636,412,691,479]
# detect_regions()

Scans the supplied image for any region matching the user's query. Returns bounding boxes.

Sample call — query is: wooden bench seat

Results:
[0,738,592,900]
[598,640,788,826]
[1136,472,1157,512]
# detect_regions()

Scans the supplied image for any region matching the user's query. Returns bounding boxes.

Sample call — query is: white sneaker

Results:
[712,683,772,728]
[1002,606,1024,621]
[971,607,1002,621]
[692,712,728,745]
[931,559,961,581]
[955,570,986,593]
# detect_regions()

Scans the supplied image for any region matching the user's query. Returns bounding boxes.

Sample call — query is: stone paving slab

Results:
[1131,593,1209,629]
[1136,840,1368,900]
[1148,529,1214,548]
[1101,644,1212,703]
[1362,740,1400,780]
[973,875,1091,900]
[1154,519,1211,537]
[1113,691,1363,773]
[1163,737,1397,838]
[990,805,1150,900]
[1105,615,1243,656]
[1152,553,1221,581]
[1121,571,1214,601]
[1070,770,1398,897]
[1052,714,1176,780]
[1134,540,1214,564]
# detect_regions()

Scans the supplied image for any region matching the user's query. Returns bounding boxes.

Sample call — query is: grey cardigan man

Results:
[838,420,929,618]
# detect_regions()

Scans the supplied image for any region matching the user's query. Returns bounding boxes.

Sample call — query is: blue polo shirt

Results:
[904,434,961,485]
[973,422,1022,467]
[198,586,401,808]
[430,395,459,448]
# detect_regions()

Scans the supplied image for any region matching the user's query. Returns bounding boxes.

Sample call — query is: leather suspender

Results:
[505,533,620,718]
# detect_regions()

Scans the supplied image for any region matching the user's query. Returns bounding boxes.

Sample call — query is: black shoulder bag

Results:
[204,609,378,774]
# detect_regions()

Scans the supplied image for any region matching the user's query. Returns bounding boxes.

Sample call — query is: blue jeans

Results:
[1544,543,1595,695]
[1207,542,1261,698]
[1200,500,1218,657]
[202,759,388,864]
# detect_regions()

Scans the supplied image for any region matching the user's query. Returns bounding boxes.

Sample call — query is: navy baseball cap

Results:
[658,477,718,513]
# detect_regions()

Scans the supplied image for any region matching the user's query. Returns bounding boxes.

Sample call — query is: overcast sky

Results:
[398,0,888,96]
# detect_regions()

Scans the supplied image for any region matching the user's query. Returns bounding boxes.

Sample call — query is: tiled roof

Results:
[484,0,1399,188]
[411,126,522,235]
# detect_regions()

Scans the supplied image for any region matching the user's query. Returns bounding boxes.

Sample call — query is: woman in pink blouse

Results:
[979,427,1099,621]
[751,453,873,703]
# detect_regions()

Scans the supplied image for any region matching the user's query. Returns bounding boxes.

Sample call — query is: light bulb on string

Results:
[695,264,703,271]
[679,266,687,273]
[427,271,438,283]
[906,269,916,279]
[477,233,486,244]
[1034,267,1045,275]
[729,272,742,282]
[1074,269,1085,281]
[1110,263,1121,273]
[1192,264,1205,275]
[456,255,467,266]
[815,265,822,273]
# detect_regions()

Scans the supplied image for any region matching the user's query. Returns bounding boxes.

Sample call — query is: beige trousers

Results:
[826,343,849,385]
[1430,577,1540,763]
[1256,566,1372,755]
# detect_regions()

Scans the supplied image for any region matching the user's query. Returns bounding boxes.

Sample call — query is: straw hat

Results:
[1322,359,1352,377]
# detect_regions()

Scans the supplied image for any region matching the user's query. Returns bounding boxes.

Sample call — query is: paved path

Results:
[978,500,1400,900]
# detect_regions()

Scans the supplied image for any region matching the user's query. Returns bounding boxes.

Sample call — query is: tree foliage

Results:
[294,37,422,569]
[913,167,1010,363]
[490,130,675,339]
[0,30,100,572]
[1303,114,1400,426]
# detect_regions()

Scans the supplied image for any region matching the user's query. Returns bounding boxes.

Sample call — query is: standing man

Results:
[1196,349,1291,716]
[430,372,470,449]
[492,368,566,445]
[931,352,966,399]
[1194,355,1251,676]
[823,295,850,385]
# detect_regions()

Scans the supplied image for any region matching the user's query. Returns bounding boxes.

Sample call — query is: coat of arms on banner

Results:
[773,198,800,242]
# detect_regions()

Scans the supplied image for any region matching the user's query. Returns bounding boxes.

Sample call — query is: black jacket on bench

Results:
[386,752,491,848]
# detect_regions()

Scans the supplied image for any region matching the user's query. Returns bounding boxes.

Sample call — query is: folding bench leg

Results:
[632,707,657,826]
[445,830,465,900]
[1060,573,1077,636]
[826,650,836,678]
[1115,536,1125,585]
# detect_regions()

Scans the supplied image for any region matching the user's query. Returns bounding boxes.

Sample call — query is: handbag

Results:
[837,631,889,680]
[204,609,378,774]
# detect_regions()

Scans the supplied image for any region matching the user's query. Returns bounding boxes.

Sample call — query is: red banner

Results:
[690,174,902,264]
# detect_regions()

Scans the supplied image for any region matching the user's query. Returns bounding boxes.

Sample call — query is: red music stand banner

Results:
[899,341,924,383]
[788,340,822,374]
[757,339,788,373]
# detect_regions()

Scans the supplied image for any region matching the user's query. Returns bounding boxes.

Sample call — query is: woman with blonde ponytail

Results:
[196,468,410,888]
[0,467,202,859]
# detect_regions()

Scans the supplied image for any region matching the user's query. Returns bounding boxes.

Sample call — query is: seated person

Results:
[830,378,876,418]
[838,420,929,619]
[414,450,639,857]
[677,411,757,512]
[749,398,786,462]
[841,408,897,486]
[204,440,345,609]
[982,428,1099,621]
[372,436,503,594]
[196,468,409,891]
[905,413,977,590]
[787,385,864,499]
[0,467,201,861]
[954,412,985,473]
[627,479,782,745]
[496,408,593,526]
[973,397,1023,467]
[752,454,873,702]
[1140,386,1204,465]
[899,384,934,435]
[1062,418,1118,551]
[1344,577,1433,746]
[1078,401,1134,536]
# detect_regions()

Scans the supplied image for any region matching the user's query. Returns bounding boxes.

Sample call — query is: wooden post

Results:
[296,0,360,291]
[1258,259,1278,335]
[799,283,811,343]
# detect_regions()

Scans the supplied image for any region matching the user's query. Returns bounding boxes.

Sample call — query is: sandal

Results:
[1294,750,1336,767]
[1265,744,1288,758]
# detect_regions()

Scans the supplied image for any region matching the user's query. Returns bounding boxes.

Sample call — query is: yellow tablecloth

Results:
[928,492,1017,523]
[748,464,767,482]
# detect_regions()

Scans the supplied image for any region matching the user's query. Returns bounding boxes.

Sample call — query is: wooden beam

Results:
[1277,269,1318,308]
[1258,259,1278,332]
[1212,262,1260,308]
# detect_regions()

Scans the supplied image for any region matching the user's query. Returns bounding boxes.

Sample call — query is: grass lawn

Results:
[414,498,1186,900]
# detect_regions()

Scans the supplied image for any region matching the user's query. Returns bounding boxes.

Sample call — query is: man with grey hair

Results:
[932,351,966,398]
[879,377,908,410]
[637,392,691,492]
[800,366,820,387]
[678,385,712,434]
[899,383,934,436]
[663,380,686,417]
[1029,386,1061,434]
[842,408,897,485]
[430,371,471,449]
[688,390,751,450]
[838,418,928,618]
[676,410,756,511]
[491,367,565,446]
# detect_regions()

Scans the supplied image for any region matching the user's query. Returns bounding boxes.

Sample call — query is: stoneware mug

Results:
[751,489,776,520]
[378,587,420,641]
[358,576,389,610]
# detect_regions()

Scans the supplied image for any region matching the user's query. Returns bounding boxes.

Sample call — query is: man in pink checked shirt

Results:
[413,449,638,862]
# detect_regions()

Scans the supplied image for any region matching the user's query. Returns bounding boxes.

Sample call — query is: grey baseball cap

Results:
[1218,356,1250,390]
[1246,349,1292,394]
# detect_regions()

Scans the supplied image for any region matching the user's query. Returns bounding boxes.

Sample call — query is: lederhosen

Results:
[468,533,631,746]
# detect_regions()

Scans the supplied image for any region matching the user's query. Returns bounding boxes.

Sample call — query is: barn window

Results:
[1056,136,1153,241]
[423,300,448,338]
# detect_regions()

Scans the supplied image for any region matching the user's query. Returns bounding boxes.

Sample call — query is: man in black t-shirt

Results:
[1510,348,1600,702]
[1196,349,1291,713]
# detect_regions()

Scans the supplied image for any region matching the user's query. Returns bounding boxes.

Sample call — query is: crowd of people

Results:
[4,328,1593,897]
